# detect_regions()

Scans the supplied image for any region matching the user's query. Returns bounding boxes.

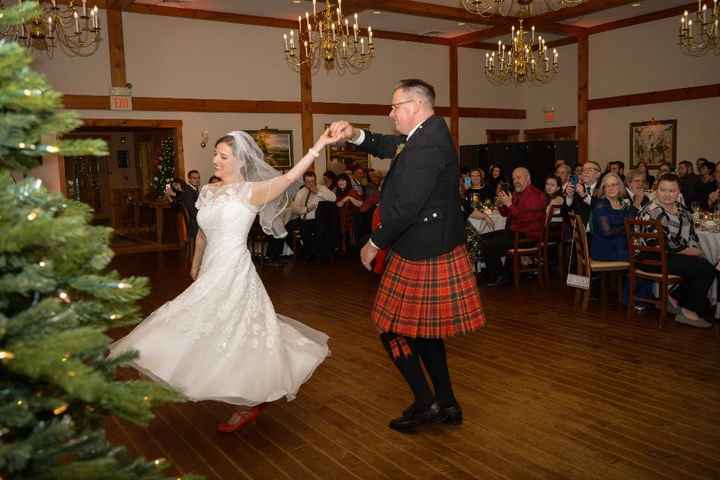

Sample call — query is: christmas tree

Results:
[151,137,175,199]
[0,3,199,479]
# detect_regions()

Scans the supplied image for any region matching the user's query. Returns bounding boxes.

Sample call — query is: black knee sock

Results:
[379,333,434,409]
[413,338,457,408]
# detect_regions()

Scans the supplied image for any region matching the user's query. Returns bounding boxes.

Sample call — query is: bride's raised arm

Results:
[249,129,336,207]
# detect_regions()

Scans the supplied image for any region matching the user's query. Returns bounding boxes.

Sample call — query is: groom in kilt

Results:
[330,79,485,433]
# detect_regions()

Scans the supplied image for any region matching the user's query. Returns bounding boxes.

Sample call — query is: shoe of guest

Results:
[674,312,712,328]
[218,405,263,433]
[633,304,649,314]
[389,402,447,433]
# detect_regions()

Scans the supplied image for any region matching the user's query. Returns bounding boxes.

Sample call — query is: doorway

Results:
[61,119,185,253]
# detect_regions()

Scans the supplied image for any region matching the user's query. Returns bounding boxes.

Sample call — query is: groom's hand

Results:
[360,240,379,271]
[329,121,355,143]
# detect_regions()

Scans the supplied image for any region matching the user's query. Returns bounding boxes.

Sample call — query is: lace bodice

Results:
[196,182,259,253]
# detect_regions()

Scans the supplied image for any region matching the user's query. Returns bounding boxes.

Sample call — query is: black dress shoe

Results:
[442,404,463,425]
[389,402,447,433]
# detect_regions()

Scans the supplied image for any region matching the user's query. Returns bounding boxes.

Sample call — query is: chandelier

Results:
[0,0,101,58]
[462,0,585,17]
[678,2,719,56]
[282,0,375,74]
[484,19,559,85]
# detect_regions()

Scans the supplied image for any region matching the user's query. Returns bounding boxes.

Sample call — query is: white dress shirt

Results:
[291,185,336,220]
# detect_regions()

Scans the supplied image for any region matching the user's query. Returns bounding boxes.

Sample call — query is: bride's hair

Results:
[214,131,300,239]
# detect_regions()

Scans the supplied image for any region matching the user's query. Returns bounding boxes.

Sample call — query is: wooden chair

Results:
[543,204,566,281]
[506,229,546,288]
[176,206,195,263]
[624,218,682,328]
[248,218,270,268]
[569,213,629,312]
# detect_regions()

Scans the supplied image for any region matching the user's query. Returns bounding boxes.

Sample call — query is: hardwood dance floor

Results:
[107,252,720,480]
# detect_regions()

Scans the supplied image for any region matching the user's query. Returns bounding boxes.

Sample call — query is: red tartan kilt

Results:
[372,244,486,338]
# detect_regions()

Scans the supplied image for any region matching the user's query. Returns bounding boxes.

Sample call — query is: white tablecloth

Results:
[469,211,506,234]
[697,230,720,311]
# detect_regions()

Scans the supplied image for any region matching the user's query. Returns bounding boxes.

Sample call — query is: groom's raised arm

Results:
[352,129,405,160]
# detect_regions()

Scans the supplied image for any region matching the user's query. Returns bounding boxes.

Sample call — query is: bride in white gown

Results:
[109,129,337,431]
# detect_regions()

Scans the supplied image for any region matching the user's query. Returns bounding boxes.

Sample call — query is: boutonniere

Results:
[622,198,632,209]
[395,143,406,157]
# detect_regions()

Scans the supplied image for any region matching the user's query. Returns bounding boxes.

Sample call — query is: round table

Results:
[469,210,506,234]
[697,229,720,316]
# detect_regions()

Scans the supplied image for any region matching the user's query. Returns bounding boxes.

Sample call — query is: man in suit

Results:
[563,161,602,227]
[165,170,201,241]
[330,79,485,433]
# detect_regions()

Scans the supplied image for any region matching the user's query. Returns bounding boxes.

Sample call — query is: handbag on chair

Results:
[566,223,591,290]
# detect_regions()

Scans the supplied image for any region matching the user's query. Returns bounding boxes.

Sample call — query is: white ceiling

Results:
[134,0,693,39]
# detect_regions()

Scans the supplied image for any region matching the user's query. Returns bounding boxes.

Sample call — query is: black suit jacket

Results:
[173,186,199,239]
[358,116,465,260]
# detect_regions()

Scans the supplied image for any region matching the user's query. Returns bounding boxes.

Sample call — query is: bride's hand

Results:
[190,264,199,281]
[313,128,337,150]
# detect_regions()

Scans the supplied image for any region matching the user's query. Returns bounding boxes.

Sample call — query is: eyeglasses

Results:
[390,99,415,111]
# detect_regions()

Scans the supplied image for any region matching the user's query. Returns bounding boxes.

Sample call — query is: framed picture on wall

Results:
[247,128,294,169]
[629,119,677,169]
[324,122,372,174]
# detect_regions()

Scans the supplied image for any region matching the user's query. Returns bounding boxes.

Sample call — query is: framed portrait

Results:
[629,119,677,169]
[324,122,372,174]
[247,128,294,169]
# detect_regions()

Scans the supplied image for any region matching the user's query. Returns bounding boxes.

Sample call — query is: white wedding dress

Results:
[109,182,330,406]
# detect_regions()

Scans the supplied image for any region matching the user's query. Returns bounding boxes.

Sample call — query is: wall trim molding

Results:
[588,84,720,111]
[62,94,527,119]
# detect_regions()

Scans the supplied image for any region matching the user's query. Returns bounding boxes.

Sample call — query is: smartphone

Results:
[569,175,579,186]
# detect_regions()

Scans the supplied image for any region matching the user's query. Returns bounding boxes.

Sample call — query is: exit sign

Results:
[110,87,133,111]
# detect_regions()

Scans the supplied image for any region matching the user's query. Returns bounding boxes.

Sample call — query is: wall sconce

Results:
[200,130,209,149]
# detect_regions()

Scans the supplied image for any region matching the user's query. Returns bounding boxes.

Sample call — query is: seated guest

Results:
[544,174,564,217]
[635,161,654,188]
[466,168,487,207]
[652,162,671,187]
[696,157,708,174]
[677,160,702,206]
[555,164,571,194]
[698,161,716,207]
[638,174,714,328]
[563,161,602,227]
[335,173,363,254]
[591,173,651,307]
[485,164,505,199]
[322,170,337,192]
[350,165,366,197]
[164,170,201,241]
[626,170,650,209]
[705,165,720,211]
[478,167,545,286]
[290,171,337,260]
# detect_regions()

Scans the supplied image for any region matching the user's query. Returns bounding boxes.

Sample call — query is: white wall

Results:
[28,9,718,190]
[314,38,450,105]
[588,16,720,168]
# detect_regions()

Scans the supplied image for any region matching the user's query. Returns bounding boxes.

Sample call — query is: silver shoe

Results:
[674,312,712,328]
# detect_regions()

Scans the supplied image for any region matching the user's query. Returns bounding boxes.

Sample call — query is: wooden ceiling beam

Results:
[527,0,639,24]
[588,2,696,35]
[106,0,135,10]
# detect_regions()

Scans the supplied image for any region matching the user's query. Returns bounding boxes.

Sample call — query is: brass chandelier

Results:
[484,19,559,85]
[678,1,719,56]
[0,0,102,58]
[462,0,585,17]
[282,0,375,74]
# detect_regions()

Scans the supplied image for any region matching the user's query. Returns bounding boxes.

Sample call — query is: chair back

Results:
[624,218,671,280]
[176,205,190,243]
[544,204,564,245]
[569,212,591,277]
